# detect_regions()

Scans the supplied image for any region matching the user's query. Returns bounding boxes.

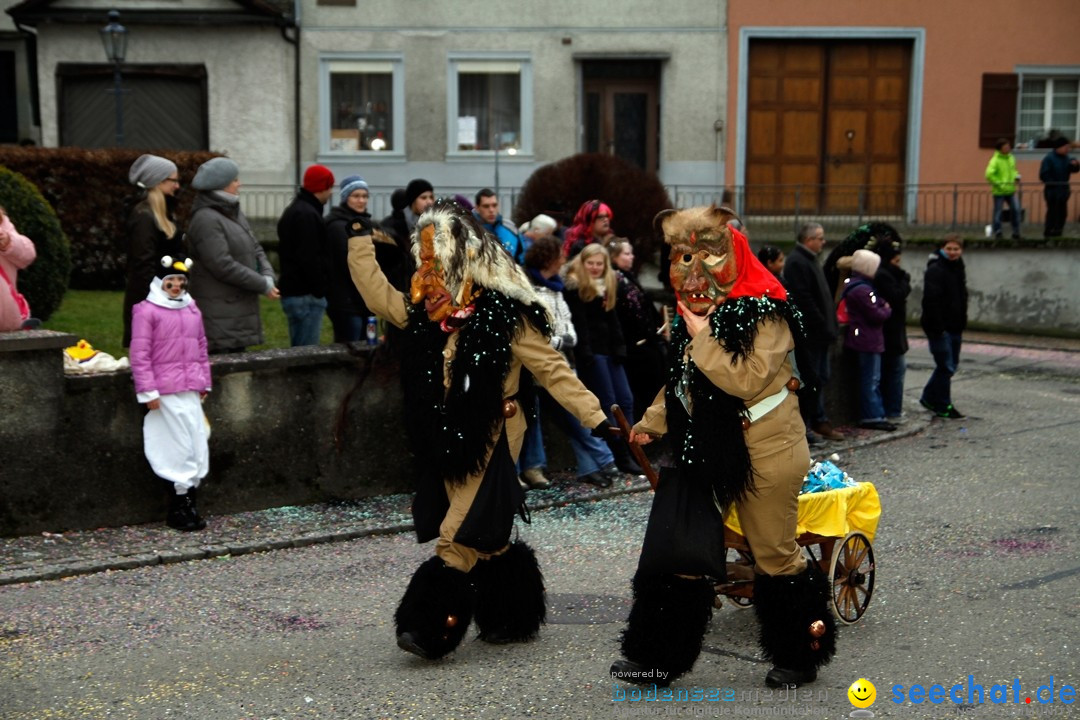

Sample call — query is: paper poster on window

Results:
[457,116,477,147]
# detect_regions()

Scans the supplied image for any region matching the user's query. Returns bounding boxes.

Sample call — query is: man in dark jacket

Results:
[871,241,911,422]
[919,233,967,418]
[278,164,334,346]
[1039,137,1079,238]
[782,223,844,442]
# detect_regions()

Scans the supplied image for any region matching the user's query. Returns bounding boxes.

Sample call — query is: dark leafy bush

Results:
[0,147,219,290]
[822,221,903,296]
[0,165,71,322]
[513,153,673,266]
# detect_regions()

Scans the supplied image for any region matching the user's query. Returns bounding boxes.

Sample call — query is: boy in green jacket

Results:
[985,138,1021,239]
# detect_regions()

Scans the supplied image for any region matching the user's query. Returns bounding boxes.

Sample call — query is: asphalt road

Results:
[1,340,1078,720]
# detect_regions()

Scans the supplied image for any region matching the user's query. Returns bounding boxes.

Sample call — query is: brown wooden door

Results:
[746,40,910,215]
[585,79,659,174]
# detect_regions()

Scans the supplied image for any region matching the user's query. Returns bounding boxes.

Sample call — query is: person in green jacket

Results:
[985,138,1022,239]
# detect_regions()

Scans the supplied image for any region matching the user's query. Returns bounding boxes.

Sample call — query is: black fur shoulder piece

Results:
[401,290,550,485]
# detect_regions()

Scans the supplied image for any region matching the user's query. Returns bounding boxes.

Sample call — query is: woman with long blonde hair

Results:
[563,243,642,474]
[123,154,184,347]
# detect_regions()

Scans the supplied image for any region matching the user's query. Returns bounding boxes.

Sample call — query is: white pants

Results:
[144,391,210,494]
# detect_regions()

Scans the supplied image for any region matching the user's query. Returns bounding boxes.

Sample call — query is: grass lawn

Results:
[44,290,334,358]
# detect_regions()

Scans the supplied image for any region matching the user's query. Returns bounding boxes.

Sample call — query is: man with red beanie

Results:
[278,164,335,345]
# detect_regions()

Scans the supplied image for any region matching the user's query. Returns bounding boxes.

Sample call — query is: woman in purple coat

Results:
[841,249,893,431]
[130,257,213,531]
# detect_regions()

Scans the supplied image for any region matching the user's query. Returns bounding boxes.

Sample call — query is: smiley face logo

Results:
[848,678,877,708]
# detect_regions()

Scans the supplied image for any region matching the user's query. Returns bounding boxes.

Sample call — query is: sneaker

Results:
[941,405,965,419]
[885,414,905,424]
[581,471,613,489]
[859,420,897,432]
[919,398,940,414]
[806,430,826,446]
[520,467,551,489]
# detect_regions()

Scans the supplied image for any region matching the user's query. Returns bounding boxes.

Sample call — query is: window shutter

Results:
[979,73,1018,148]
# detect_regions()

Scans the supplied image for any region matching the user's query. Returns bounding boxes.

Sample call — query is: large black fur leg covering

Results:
[754,565,837,674]
[474,540,546,643]
[394,556,475,659]
[618,572,715,683]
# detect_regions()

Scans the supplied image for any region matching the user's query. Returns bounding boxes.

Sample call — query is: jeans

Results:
[991,194,1021,237]
[579,354,635,425]
[327,308,365,343]
[922,331,962,409]
[880,352,907,418]
[282,294,327,347]
[1044,192,1070,237]
[539,389,615,477]
[518,394,547,472]
[857,351,886,422]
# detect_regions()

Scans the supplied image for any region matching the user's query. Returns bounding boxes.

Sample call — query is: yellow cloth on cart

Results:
[725,481,881,542]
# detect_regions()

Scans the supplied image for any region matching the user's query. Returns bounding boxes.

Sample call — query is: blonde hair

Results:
[146,186,176,238]
[566,243,617,311]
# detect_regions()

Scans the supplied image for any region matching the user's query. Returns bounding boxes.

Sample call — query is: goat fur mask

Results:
[409,199,544,323]
[654,204,785,315]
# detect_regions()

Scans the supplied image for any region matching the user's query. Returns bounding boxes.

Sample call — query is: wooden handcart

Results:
[715,482,881,624]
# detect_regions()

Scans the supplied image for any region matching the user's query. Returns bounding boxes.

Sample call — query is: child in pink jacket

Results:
[0,207,37,332]
[130,257,212,531]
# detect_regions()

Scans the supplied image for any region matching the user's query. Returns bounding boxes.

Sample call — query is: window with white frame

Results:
[322,56,403,154]
[1018,75,1079,148]
[448,56,531,154]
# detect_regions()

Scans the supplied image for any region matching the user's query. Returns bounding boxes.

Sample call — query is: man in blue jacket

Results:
[474,188,524,264]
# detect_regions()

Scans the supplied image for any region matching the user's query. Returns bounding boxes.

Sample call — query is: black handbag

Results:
[636,466,728,579]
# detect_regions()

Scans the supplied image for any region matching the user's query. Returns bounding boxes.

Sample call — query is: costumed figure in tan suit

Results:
[610,205,837,688]
[347,200,610,660]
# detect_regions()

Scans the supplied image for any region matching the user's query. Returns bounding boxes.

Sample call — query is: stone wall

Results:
[0,331,412,537]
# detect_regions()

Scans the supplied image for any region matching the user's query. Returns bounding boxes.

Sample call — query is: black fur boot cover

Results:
[753,565,837,672]
[474,540,546,643]
[619,571,716,682]
[394,556,476,659]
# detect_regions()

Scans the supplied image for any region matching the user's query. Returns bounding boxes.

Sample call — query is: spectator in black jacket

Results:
[278,165,334,346]
[919,234,967,419]
[1039,136,1079,238]
[782,223,845,442]
[871,239,911,422]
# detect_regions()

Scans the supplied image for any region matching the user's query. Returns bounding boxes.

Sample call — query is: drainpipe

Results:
[281,2,301,187]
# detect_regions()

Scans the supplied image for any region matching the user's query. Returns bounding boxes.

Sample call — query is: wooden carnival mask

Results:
[654,205,739,316]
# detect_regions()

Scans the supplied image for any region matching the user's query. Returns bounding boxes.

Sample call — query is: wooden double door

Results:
[746,40,911,215]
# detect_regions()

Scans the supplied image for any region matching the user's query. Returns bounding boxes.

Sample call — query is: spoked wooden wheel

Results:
[828,531,875,624]
[715,547,756,609]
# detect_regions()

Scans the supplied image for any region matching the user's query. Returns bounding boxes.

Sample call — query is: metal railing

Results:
[240,181,1079,240]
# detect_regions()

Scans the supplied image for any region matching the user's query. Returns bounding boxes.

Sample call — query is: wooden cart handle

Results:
[611,404,659,490]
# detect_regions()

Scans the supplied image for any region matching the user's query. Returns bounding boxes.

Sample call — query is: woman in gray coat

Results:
[186,157,279,353]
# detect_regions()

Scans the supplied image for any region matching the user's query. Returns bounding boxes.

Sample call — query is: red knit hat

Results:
[302,164,335,193]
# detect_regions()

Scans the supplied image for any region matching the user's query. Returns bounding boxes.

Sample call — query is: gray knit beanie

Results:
[851,248,881,277]
[129,154,177,189]
[191,157,240,191]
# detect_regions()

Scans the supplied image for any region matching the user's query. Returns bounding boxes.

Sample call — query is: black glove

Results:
[591,421,617,439]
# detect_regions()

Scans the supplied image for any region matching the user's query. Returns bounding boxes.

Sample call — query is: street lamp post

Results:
[99,10,128,146]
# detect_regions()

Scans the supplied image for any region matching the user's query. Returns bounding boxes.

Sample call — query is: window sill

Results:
[316,151,407,164]
[443,151,535,164]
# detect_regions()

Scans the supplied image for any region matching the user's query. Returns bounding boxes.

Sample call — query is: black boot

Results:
[394,556,476,660]
[754,565,837,688]
[611,571,715,686]
[474,540,546,644]
[166,489,206,532]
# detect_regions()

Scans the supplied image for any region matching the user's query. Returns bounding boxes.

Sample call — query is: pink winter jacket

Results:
[130,297,212,400]
[0,212,36,332]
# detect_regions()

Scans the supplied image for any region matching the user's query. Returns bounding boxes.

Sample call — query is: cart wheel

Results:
[828,531,875,624]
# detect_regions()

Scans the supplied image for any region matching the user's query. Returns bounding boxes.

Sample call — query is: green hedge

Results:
[0,147,220,290]
[0,165,71,321]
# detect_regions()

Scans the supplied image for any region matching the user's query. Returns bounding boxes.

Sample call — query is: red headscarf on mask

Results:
[725,226,787,302]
